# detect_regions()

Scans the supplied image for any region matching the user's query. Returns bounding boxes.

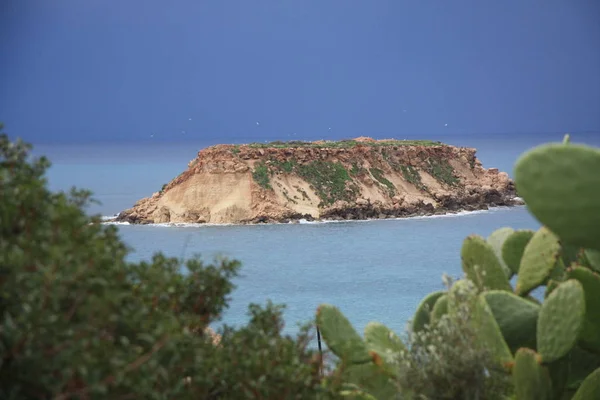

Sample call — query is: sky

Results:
[1,0,599,144]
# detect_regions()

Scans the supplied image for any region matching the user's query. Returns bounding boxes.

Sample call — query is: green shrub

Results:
[0,127,340,399]
[297,161,358,206]
[252,162,271,189]
[425,158,458,186]
[398,164,425,190]
[369,168,396,196]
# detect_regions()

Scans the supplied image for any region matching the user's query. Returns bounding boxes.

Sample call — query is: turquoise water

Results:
[33,133,600,336]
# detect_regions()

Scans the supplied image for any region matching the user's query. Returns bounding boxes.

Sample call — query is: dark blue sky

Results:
[1,0,599,144]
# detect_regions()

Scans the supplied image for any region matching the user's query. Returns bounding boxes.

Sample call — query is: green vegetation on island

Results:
[246,139,444,149]
[248,138,462,205]
[2,121,599,399]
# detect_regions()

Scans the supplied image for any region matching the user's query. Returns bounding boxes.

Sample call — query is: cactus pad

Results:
[342,363,398,399]
[364,322,405,368]
[537,280,586,363]
[316,304,371,363]
[514,143,600,251]
[584,249,600,273]
[502,229,535,275]
[567,267,600,355]
[571,367,600,400]
[411,291,444,333]
[430,294,448,325]
[461,235,512,292]
[473,294,513,365]
[483,290,539,353]
[487,227,515,277]
[515,227,561,296]
[544,280,560,299]
[513,348,553,400]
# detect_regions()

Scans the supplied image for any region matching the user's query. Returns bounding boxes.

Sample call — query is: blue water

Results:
[32,132,600,336]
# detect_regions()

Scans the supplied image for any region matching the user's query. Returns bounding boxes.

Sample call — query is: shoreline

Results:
[102,198,524,228]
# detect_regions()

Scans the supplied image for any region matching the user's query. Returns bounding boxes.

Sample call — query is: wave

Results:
[100,204,524,228]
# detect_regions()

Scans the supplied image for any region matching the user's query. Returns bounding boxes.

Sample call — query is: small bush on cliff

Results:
[297,160,358,206]
[252,162,271,189]
[369,168,396,196]
[425,158,458,186]
[0,128,340,399]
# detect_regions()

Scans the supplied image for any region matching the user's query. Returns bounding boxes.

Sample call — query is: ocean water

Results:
[32,133,600,337]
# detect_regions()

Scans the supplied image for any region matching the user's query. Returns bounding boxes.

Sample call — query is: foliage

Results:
[425,158,458,186]
[315,135,600,399]
[252,162,271,189]
[297,161,358,206]
[397,165,425,190]
[369,168,396,196]
[246,139,443,149]
[396,279,513,399]
[0,128,341,399]
[271,158,297,173]
[349,163,366,177]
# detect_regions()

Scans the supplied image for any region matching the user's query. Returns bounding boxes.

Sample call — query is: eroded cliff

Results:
[115,137,520,224]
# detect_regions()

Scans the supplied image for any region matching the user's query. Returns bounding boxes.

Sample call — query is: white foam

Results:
[101,205,524,228]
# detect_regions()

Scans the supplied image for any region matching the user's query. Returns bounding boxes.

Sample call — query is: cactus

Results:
[512,348,553,400]
[515,227,561,296]
[487,227,515,277]
[411,290,444,333]
[501,229,535,276]
[583,249,600,273]
[483,291,539,353]
[571,367,600,400]
[315,138,600,399]
[514,142,600,251]
[364,322,405,374]
[316,304,371,364]
[566,266,600,355]
[430,294,448,324]
[341,363,398,400]
[461,235,512,292]
[537,279,586,363]
[472,294,513,366]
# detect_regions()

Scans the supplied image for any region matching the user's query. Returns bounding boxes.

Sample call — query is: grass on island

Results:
[245,139,444,149]
[369,168,396,195]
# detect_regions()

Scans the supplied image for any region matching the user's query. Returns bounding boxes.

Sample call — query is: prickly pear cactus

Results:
[487,227,515,277]
[364,322,405,374]
[315,137,600,399]
[571,367,600,400]
[567,267,600,355]
[317,304,371,364]
[502,229,535,275]
[483,290,539,353]
[515,227,561,296]
[461,235,512,292]
[514,142,600,251]
[513,348,552,400]
[411,291,444,333]
[537,279,585,363]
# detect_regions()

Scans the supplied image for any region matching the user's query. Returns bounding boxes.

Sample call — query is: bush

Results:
[0,127,340,399]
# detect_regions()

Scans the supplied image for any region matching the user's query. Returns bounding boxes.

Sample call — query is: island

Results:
[114,137,522,225]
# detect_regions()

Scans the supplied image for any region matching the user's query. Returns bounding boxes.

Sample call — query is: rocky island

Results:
[115,137,522,225]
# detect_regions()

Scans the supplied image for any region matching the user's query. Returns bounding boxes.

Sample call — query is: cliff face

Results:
[116,138,520,224]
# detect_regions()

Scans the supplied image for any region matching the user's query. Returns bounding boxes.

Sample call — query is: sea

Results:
[31,132,600,339]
